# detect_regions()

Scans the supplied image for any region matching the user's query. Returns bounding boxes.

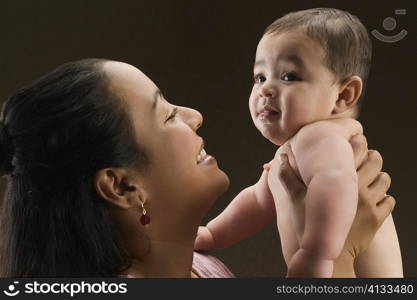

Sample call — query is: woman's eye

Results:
[281,72,300,81]
[254,74,266,84]
[165,107,178,122]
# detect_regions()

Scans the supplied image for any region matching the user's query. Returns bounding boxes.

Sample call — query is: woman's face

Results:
[104,61,229,226]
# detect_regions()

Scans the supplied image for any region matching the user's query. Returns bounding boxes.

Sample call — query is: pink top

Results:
[119,251,235,278]
[191,251,235,278]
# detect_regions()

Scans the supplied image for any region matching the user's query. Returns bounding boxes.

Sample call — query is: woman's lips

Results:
[198,155,216,165]
[196,148,207,163]
[196,148,217,165]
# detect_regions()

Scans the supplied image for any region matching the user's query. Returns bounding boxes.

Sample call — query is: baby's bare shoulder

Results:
[295,118,363,141]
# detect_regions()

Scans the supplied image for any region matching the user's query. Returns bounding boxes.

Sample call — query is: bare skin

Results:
[93,61,395,278]
[196,134,395,277]
[276,135,397,277]
[194,30,400,277]
[95,61,229,277]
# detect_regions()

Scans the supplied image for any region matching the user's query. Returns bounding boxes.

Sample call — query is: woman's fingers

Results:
[357,150,383,189]
[367,172,391,199]
[263,163,271,171]
[278,154,306,202]
[376,195,396,222]
[350,134,368,169]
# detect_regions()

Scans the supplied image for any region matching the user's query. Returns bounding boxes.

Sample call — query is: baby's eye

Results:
[254,74,266,84]
[281,72,300,82]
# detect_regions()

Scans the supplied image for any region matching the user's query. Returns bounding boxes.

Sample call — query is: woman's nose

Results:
[259,80,277,99]
[180,107,203,131]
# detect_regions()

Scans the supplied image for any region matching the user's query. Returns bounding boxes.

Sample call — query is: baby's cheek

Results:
[283,99,308,130]
[248,98,257,121]
[248,93,256,109]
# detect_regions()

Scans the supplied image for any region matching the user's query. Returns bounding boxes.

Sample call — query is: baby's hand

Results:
[194,226,216,250]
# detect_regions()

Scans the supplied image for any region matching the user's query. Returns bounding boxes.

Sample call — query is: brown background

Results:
[0,0,416,277]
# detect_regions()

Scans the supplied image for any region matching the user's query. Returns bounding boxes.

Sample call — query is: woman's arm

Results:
[277,134,395,277]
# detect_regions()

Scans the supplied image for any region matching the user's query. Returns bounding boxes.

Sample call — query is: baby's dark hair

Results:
[264,8,372,116]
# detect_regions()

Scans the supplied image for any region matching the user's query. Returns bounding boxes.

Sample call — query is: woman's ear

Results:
[94,168,146,209]
[332,75,363,114]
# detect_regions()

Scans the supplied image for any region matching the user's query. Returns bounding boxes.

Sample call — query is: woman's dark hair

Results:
[0,58,148,277]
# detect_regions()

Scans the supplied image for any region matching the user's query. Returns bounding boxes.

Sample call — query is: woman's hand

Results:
[342,135,395,258]
[278,134,395,275]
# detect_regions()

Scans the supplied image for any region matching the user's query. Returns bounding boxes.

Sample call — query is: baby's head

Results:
[249,8,372,145]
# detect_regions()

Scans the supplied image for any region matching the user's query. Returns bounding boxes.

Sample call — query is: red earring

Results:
[140,201,150,226]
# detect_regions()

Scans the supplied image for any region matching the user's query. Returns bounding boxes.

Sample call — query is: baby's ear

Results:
[332,75,363,114]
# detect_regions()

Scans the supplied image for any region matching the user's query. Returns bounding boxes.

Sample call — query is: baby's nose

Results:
[259,81,277,99]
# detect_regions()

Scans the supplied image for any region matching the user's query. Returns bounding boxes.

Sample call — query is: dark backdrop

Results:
[0,0,415,277]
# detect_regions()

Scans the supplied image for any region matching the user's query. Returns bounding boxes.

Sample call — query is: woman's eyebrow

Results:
[152,89,163,109]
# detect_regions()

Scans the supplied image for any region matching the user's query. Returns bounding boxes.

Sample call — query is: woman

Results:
[0,59,394,277]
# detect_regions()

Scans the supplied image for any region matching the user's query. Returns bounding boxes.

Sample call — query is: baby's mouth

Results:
[258,106,281,123]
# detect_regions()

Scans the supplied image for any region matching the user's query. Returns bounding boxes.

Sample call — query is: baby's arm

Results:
[195,166,276,250]
[287,123,359,277]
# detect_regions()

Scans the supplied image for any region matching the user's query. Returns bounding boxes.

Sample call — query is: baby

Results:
[195,8,402,277]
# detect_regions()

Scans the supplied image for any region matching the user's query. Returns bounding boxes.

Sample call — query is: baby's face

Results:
[249,30,340,145]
